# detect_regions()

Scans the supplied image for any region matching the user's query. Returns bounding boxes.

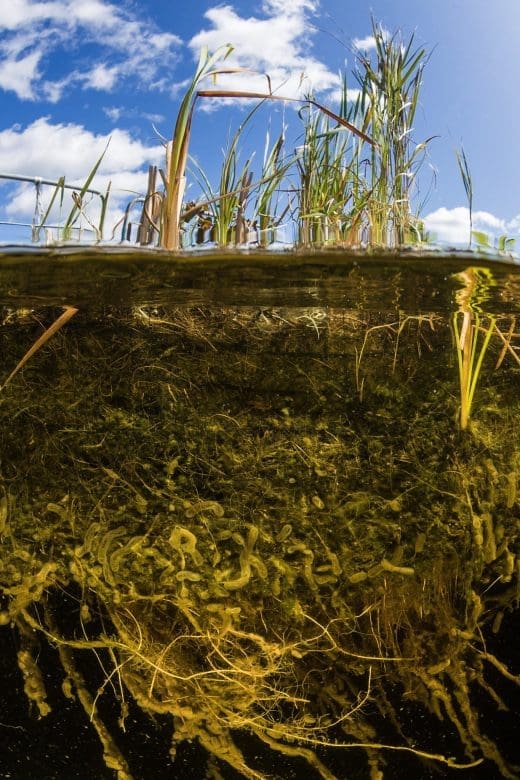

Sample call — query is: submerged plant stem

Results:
[0,306,78,392]
[453,311,496,430]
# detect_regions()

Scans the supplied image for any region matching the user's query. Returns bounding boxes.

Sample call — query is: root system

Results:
[0,302,519,779]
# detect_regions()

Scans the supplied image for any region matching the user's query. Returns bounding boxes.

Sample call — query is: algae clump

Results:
[0,298,519,779]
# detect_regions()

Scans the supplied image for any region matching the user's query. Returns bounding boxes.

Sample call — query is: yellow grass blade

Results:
[0,306,78,392]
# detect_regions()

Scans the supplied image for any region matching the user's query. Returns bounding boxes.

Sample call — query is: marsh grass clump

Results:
[295,85,367,247]
[352,21,432,246]
[18,19,438,250]
[118,19,433,251]
[0,299,519,779]
[293,22,433,249]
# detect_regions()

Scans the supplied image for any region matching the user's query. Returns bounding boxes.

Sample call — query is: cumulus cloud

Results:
[0,0,182,101]
[83,64,119,91]
[506,214,520,233]
[423,206,519,245]
[352,28,391,52]
[0,117,161,178]
[0,49,42,99]
[0,117,163,240]
[0,0,346,111]
[1,0,65,29]
[187,0,339,100]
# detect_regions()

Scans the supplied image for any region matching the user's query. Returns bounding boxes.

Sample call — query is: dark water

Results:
[0,247,519,780]
[0,244,518,312]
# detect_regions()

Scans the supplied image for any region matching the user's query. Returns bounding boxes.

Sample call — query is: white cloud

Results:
[69,0,119,26]
[506,214,520,233]
[474,211,508,231]
[0,0,182,100]
[0,117,160,178]
[352,28,391,52]
[423,206,520,245]
[188,0,339,100]
[0,0,343,109]
[0,0,64,29]
[0,117,164,240]
[262,0,318,14]
[0,50,42,99]
[103,106,123,122]
[422,206,474,243]
[83,64,119,91]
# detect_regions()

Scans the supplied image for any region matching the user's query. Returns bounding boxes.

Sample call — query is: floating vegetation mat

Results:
[0,289,519,778]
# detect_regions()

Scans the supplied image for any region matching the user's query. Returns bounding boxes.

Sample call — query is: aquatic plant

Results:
[172,89,374,250]
[252,126,290,245]
[1,299,518,778]
[455,145,473,248]
[33,145,110,243]
[160,44,235,250]
[0,305,78,392]
[190,102,262,247]
[353,20,433,245]
[454,148,517,255]
[453,308,496,430]
[452,267,497,430]
[295,77,370,246]
[472,229,517,255]
[182,23,432,250]
[187,117,291,247]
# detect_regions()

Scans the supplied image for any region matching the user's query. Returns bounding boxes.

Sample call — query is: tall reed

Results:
[253,126,290,246]
[157,42,376,250]
[354,20,433,245]
[194,125,254,246]
[292,22,432,248]
[161,44,235,250]
[295,74,372,246]
[455,146,473,248]
[189,105,291,247]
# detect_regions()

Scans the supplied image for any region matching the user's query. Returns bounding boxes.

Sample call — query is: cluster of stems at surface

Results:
[134,21,432,250]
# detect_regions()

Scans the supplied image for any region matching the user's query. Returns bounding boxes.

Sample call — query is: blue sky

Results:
[0,0,519,244]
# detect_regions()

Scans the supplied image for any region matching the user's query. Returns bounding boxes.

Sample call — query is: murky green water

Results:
[1,247,519,779]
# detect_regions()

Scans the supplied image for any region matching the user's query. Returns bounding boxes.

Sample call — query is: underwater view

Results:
[0,247,519,779]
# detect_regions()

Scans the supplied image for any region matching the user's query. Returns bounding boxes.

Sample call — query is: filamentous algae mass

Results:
[0,252,519,780]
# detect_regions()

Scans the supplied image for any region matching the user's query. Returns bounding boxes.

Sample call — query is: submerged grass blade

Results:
[0,306,79,392]
[453,311,496,431]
